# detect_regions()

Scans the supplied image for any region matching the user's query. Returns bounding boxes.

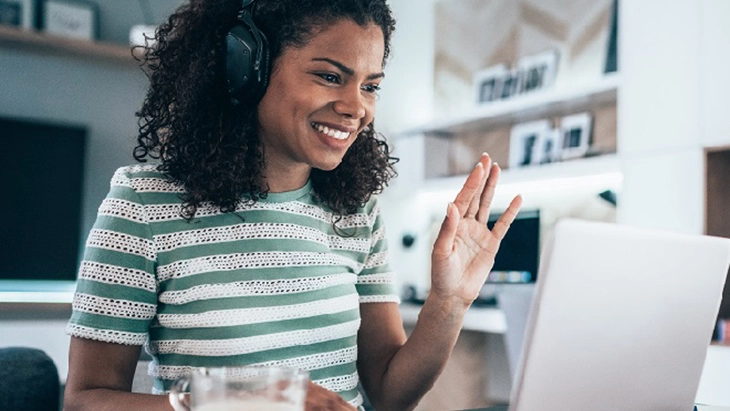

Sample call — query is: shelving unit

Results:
[422,153,621,193]
[391,74,622,195]
[395,73,620,137]
[0,25,138,65]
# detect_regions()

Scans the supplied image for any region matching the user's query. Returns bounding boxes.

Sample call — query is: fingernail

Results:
[446,202,452,214]
[474,162,483,169]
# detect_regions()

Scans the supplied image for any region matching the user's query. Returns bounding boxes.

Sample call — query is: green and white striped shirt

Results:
[66,165,399,408]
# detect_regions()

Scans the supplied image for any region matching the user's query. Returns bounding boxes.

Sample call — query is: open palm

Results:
[430,153,523,305]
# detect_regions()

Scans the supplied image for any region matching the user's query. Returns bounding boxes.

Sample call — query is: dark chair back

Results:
[0,347,60,411]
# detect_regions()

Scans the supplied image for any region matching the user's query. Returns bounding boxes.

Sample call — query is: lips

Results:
[311,122,352,140]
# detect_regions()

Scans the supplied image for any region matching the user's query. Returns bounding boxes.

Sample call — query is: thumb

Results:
[432,202,459,259]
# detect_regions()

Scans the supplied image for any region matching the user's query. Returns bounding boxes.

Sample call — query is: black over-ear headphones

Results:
[225,0,270,105]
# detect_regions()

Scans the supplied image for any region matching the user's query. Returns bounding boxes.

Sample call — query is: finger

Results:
[452,161,485,217]
[432,202,459,258]
[491,195,523,241]
[465,154,492,219]
[475,162,500,223]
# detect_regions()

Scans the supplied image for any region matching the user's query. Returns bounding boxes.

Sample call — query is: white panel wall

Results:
[618,1,701,155]
[618,149,704,234]
[617,1,705,234]
[618,0,700,155]
[700,0,730,148]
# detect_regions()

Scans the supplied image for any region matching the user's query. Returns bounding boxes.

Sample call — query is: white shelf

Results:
[399,303,507,334]
[0,281,75,304]
[422,153,622,194]
[396,73,620,136]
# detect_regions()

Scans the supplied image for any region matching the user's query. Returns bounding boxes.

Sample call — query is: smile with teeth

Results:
[312,122,351,140]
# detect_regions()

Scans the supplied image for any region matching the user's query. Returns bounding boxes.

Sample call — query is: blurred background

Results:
[1,0,729,409]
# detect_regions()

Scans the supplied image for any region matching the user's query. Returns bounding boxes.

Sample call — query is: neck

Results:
[264,162,311,193]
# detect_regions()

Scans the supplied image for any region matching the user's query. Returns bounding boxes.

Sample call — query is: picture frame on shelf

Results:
[558,112,593,160]
[516,49,560,94]
[498,68,522,100]
[0,0,35,29]
[473,64,508,105]
[41,0,97,40]
[535,128,561,165]
[509,119,552,169]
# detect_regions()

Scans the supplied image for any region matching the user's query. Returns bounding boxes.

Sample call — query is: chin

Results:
[314,163,342,172]
[312,157,345,172]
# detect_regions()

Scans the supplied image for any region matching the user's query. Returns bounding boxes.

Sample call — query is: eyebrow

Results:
[312,57,385,80]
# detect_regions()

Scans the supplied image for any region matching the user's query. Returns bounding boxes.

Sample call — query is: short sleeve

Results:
[66,167,158,345]
[355,198,400,304]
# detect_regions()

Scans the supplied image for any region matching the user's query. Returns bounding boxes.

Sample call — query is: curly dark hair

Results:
[133,0,398,220]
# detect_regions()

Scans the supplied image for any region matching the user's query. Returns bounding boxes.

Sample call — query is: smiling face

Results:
[256,18,385,192]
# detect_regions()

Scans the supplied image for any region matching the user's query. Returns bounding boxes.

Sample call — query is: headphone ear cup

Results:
[225,15,270,105]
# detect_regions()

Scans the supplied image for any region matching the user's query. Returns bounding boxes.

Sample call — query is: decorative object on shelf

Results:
[558,112,593,160]
[0,0,34,29]
[498,68,522,100]
[129,0,156,47]
[508,119,552,168]
[598,189,618,207]
[472,49,560,107]
[517,49,560,94]
[41,0,97,40]
[534,128,561,165]
[473,63,507,105]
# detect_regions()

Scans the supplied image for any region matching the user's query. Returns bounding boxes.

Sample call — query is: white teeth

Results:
[313,123,350,140]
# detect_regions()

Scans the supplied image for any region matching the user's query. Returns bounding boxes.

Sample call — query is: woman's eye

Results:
[318,73,340,84]
[362,84,381,94]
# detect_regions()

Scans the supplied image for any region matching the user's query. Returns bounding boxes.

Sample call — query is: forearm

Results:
[374,296,468,411]
[64,389,172,411]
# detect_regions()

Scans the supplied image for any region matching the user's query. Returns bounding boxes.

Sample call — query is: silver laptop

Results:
[509,219,730,411]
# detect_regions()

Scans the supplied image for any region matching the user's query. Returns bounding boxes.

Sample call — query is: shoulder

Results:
[110,164,184,194]
[362,195,383,223]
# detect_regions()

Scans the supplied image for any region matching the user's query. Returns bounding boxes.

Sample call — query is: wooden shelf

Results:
[396,73,620,137]
[0,24,138,65]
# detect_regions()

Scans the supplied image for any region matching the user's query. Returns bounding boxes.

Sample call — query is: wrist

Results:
[421,293,470,323]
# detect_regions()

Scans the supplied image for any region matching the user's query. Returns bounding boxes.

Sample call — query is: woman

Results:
[63,0,522,410]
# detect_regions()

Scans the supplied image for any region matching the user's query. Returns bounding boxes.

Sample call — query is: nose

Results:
[333,86,367,120]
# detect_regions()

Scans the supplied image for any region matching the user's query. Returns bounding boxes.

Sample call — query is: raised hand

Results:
[430,153,522,307]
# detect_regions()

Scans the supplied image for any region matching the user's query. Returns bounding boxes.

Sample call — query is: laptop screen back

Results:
[510,219,730,411]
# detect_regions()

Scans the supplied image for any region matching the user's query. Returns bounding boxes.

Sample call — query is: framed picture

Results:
[516,49,559,94]
[42,0,97,40]
[558,112,593,160]
[498,68,522,100]
[509,119,552,169]
[473,64,507,105]
[0,0,35,29]
[535,128,561,165]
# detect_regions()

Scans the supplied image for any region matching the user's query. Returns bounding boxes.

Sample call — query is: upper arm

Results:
[65,337,142,395]
[356,302,406,405]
